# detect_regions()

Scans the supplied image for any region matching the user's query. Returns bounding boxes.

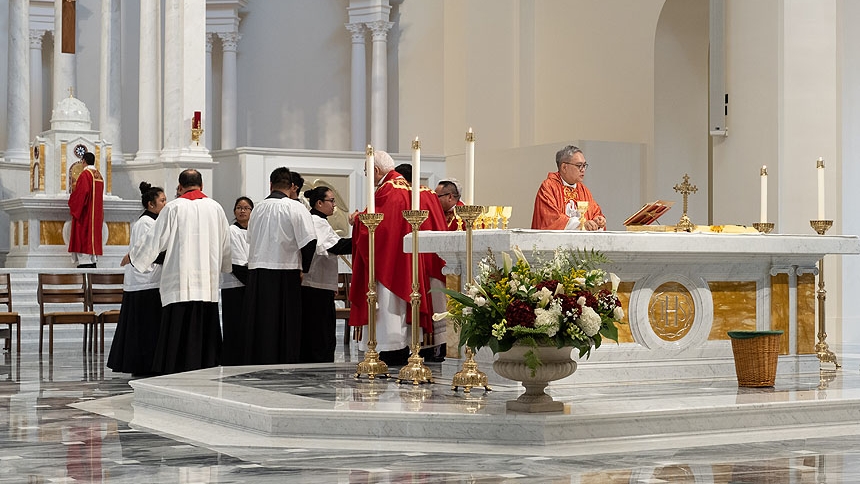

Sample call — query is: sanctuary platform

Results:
[120,358,860,457]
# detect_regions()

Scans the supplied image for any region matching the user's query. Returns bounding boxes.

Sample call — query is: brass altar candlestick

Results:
[752,222,774,234]
[452,204,492,393]
[191,127,203,146]
[397,209,434,385]
[673,173,698,232]
[810,219,840,368]
[355,212,391,380]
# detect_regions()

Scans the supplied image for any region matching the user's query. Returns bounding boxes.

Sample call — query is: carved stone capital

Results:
[206,32,216,52]
[367,21,393,42]
[218,32,241,52]
[29,29,46,49]
[344,22,367,43]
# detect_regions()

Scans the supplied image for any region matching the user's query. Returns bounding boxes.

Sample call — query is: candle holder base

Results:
[354,349,391,380]
[396,344,434,385]
[810,220,833,235]
[451,347,491,393]
[752,222,774,234]
[810,218,840,369]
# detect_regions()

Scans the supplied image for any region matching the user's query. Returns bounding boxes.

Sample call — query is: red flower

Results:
[505,299,536,328]
[573,290,598,309]
[535,280,560,294]
[558,294,581,319]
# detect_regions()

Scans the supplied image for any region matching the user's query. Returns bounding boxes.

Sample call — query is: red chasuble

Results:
[349,171,444,333]
[531,171,604,230]
[68,167,105,255]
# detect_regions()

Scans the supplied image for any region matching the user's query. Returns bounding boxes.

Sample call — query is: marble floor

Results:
[3,333,860,483]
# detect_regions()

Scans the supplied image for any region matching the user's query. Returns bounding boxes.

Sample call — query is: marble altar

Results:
[409,229,860,381]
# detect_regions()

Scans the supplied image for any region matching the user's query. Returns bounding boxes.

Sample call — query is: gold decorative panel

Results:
[23,221,28,246]
[648,282,695,341]
[106,222,130,246]
[39,221,66,245]
[770,273,790,354]
[615,281,634,343]
[60,142,67,191]
[708,281,757,340]
[797,273,816,354]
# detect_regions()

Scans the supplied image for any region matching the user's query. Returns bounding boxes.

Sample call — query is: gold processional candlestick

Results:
[355,212,391,380]
[452,204,492,393]
[810,219,840,368]
[673,173,698,232]
[397,209,434,385]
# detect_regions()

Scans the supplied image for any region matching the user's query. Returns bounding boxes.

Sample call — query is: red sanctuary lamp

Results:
[191,111,203,145]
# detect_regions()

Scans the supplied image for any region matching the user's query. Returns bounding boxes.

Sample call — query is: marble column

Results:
[161,0,209,161]
[29,29,45,137]
[6,0,30,163]
[205,33,214,150]
[52,0,75,113]
[136,0,159,162]
[219,32,240,150]
[368,20,392,151]
[99,0,123,162]
[345,23,367,152]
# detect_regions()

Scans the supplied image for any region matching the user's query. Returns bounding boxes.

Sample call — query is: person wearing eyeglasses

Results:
[299,186,352,363]
[531,145,606,231]
[220,196,254,365]
[435,178,465,231]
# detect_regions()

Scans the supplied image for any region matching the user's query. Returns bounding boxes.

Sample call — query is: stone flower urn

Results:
[493,344,577,413]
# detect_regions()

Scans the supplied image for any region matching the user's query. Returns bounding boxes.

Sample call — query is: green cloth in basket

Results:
[727,330,784,339]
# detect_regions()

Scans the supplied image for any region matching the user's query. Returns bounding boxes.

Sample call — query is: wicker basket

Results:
[727,331,783,387]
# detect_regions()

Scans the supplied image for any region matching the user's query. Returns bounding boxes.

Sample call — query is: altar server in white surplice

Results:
[242,167,317,364]
[126,169,232,375]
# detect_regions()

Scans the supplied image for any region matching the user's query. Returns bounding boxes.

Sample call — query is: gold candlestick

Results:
[355,212,391,380]
[752,222,774,234]
[397,209,434,385]
[810,219,840,368]
[452,205,492,393]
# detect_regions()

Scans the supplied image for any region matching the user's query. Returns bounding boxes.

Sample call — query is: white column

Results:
[205,33,214,150]
[136,0,159,162]
[99,0,123,161]
[52,0,75,111]
[6,0,30,162]
[218,32,240,150]
[367,20,392,151]
[161,0,209,161]
[345,23,367,152]
[29,29,45,137]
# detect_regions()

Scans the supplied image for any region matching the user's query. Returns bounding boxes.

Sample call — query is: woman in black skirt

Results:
[220,196,253,365]
[300,187,351,363]
[107,182,167,376]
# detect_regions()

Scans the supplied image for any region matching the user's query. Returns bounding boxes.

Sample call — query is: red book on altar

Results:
[623,200,674,226]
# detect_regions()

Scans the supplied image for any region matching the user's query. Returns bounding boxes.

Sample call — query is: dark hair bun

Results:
[139,181,152,194]
[303,188,314,199]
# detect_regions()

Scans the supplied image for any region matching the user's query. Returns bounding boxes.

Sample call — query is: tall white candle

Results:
[366,145,375,214]
[465,127,475,205]
[817,157,825,220]
[412,137,421,211]
[760,165,767,223]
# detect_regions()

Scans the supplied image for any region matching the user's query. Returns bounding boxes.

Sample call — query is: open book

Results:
[623,200,674,226]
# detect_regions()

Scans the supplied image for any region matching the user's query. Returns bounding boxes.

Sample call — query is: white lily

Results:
[512,245,529,268]
[432,311,450,321]
[610,273,620,293]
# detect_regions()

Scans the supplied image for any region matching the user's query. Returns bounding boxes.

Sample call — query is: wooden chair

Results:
[38,273,97,355]
[87,273,124,353]
[0,273,21,354]
[334,273,353,346]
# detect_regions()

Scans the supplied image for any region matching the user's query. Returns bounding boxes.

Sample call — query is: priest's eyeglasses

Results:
[564,162,588,171]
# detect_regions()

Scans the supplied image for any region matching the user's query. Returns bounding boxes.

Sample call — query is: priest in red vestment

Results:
[349,151,446,365]
[435,178,465,231]
[68,152,104,267]
[531,145,606,231]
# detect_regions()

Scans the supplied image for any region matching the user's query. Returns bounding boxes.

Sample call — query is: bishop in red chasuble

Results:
[531,145,606,231]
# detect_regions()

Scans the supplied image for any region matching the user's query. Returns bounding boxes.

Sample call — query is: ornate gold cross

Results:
[673,173,698,232]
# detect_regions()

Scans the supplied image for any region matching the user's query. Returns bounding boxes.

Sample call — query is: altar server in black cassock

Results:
[242,167,317,364]
[126,169,232,374]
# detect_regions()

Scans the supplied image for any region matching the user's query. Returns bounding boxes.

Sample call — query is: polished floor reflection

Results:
[3,336,860,483]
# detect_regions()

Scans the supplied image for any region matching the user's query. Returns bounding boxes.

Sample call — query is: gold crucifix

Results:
[673,173,697,232]
[67,86,74,98]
